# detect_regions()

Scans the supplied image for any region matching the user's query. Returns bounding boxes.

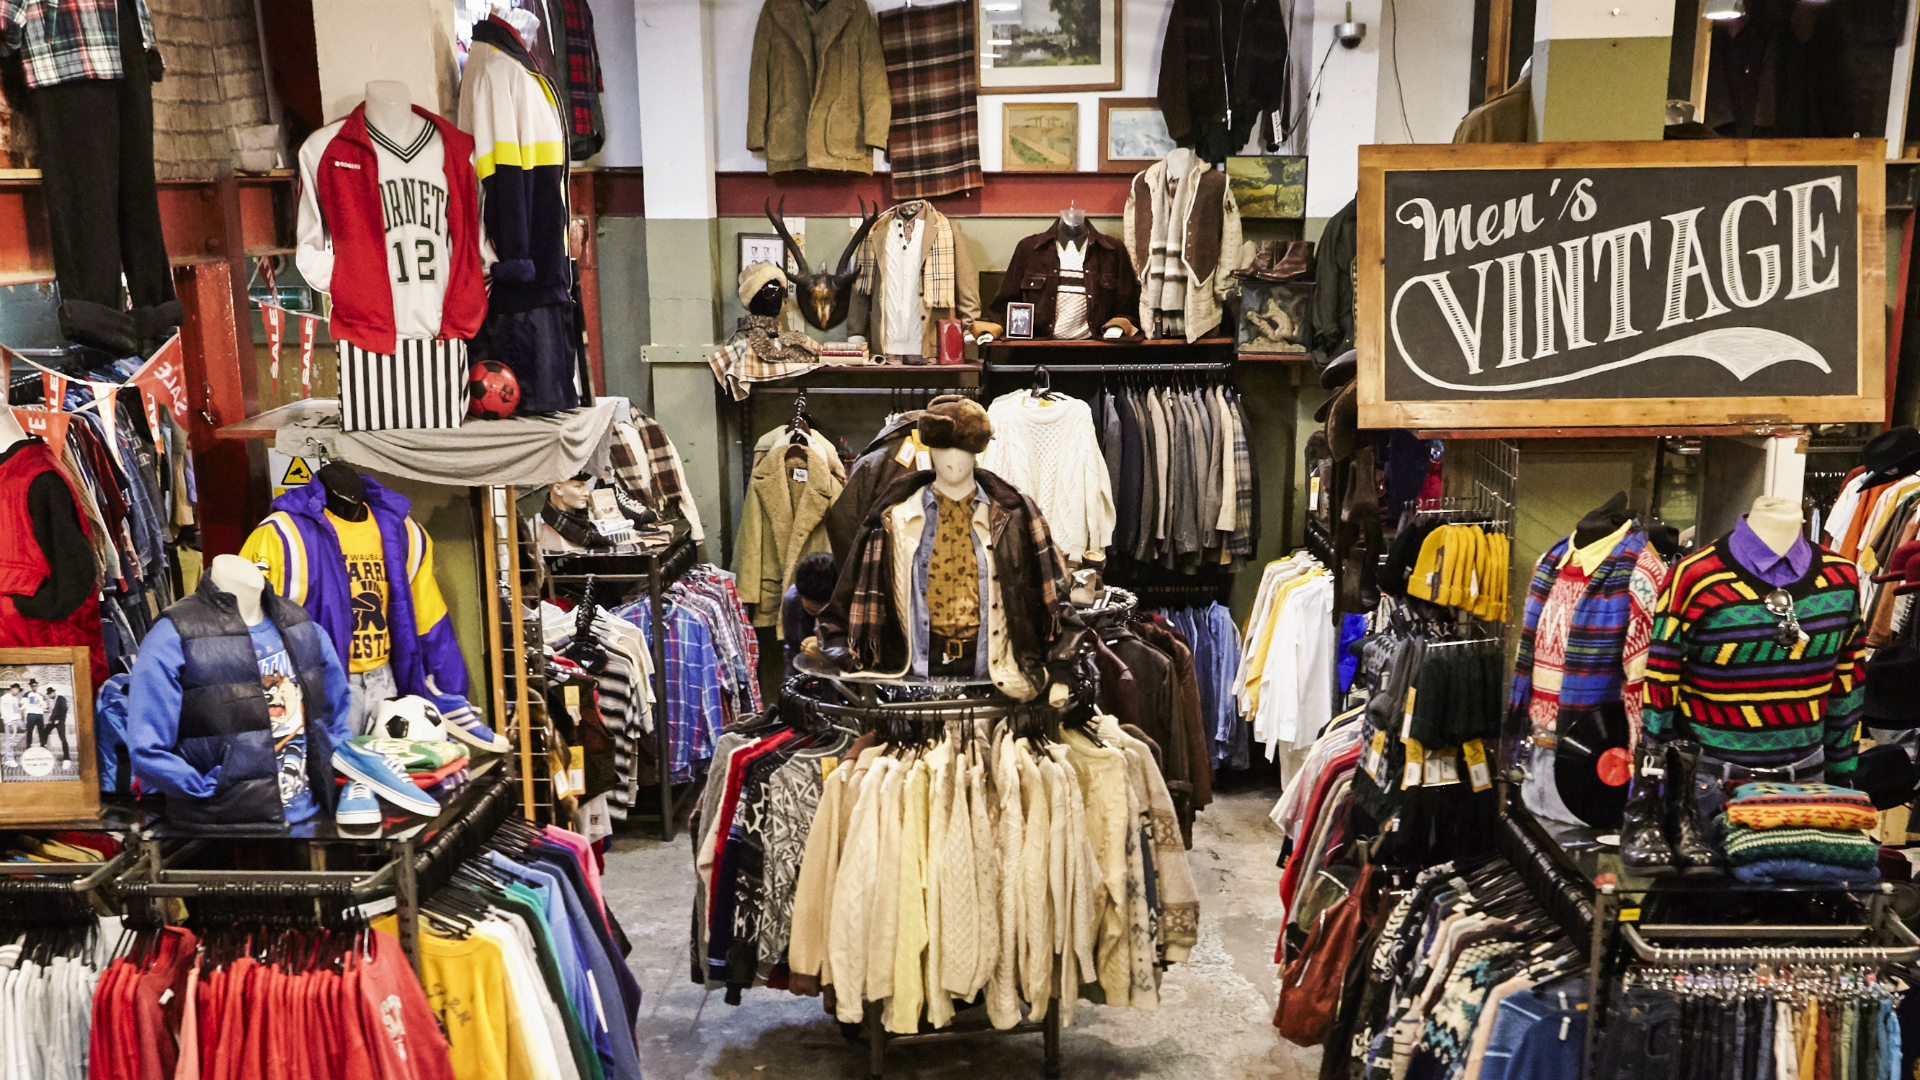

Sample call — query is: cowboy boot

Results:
[1619,742,1676,875]
[1664,740,1724,876]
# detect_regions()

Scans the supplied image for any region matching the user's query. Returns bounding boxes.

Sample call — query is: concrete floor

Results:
[602,781,1324,1079]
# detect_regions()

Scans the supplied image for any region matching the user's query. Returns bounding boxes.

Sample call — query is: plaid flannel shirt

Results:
[1,0,155,88]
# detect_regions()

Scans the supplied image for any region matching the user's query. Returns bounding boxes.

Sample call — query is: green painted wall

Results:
[1532,37,1671,142]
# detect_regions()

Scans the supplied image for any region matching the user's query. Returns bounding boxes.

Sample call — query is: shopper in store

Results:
[781,552,835,675]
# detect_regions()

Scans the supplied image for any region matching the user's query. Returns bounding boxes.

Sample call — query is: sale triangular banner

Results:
[91,383,126,470]
[298,315,317,398]
[41,370,66,411]
[263,304,285,396]
[12,407,69,450]
[259,254,277,297]
[128,333,190,430]
[139,386,166,462]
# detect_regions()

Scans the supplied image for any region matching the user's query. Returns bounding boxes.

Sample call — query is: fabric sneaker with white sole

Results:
[335,781,383,826]
[431,690,510,754]
[332,740,442,817]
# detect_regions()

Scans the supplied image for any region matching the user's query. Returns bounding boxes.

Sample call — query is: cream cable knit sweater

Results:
[978,393,1117,563]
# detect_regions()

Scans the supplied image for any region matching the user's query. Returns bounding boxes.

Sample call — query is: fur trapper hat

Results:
[737,261,789,307]
[915,394,993,454]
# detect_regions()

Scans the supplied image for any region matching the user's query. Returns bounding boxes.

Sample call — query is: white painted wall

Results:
[636,0,721,218]
[593,0,645,166]
[591,0,1478,214]
[1373,0,1474,146]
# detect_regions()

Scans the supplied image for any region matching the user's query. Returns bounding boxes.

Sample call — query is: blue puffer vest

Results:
[164,576,339,829]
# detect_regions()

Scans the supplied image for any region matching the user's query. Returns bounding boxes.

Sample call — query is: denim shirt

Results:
[909,483,992,679]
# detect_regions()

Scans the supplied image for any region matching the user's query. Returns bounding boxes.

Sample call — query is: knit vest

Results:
[1511,528,1651,727]
[163,578,339,828]
[0,440,105,688]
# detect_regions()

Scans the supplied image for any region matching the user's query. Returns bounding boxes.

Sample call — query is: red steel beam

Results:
[571,171,606,393]
[177,260,263,557]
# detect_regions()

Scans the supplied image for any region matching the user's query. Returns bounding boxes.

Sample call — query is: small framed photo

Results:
[1098,98,1174,172]
[978,0,1120,94]
[738,232,787,278]
[0,647,98,824]
[1006,302,1036,340]
[1002,102,1079,171]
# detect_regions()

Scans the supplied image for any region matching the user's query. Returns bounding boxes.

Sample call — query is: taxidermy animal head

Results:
[765,197,881,331]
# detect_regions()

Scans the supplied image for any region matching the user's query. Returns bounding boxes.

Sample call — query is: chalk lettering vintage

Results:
[1356,141,1884,431]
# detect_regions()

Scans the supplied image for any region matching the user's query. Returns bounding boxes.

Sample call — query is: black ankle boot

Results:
[1619,742,1676,875]
[1664,740,1724,876]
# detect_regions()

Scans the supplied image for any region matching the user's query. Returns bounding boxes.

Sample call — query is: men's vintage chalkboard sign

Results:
[1356,141,1885,430]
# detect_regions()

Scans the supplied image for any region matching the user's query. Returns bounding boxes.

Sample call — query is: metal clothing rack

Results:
[781,677,1068,1079]
[543,534,701,840]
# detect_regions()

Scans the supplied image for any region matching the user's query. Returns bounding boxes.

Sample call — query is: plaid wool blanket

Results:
[878,0,984,200]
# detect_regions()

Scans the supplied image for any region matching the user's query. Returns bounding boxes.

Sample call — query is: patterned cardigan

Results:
[1509,527,1667,737]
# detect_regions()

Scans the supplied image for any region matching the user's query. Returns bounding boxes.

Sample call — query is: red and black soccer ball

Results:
[468,360,520,419]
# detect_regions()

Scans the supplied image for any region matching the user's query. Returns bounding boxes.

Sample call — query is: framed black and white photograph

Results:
[978,0,1120,94]
[1005,302,1036,340]
[738,232,787,278]
[0,647,98,824]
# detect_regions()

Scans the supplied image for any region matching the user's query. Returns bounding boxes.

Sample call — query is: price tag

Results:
[1462,738,1492,792]
[895,438,917,467]
[1618,907,1641,922]
[1423,747,1460,787]
[915,450,931,471]
[1363,731,1388,782]
[821,755,840,779]
[1401,687,1418,739]
[564,684,580,708]
[1309,475,1321,511]
[791,467,809,483]
[1402,739,1425,791]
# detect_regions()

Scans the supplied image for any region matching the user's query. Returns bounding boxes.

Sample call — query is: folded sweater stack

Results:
[1720,783,1881,885]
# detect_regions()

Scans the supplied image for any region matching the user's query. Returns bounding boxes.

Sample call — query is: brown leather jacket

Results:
[989,220,1140,338]
[823,416,917,569]
[817,469,1080,696]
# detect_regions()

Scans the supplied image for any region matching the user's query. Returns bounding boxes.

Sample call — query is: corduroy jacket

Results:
[989,220,1140,339]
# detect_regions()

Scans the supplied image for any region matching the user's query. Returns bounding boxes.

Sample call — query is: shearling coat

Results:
[1123,153,1244,342]
[732,436,843,629]
[746,0,892,174]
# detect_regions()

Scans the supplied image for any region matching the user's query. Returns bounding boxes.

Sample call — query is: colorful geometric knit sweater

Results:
[1510,526,1667,739]
[1642,538,1865,780]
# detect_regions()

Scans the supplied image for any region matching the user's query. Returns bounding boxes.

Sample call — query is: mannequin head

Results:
[550,477,592,512]
[362,81,423,142]
[928,447,977,499]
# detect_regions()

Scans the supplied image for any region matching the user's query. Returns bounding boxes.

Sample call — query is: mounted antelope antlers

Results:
[765,196,882,331]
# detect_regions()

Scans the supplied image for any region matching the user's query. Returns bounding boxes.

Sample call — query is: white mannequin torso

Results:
[209,553,267,626]
[1747,496,1805,556]
[363,80,425,144]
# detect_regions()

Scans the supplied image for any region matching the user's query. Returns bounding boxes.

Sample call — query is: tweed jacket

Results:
[746,0,891,173]
[1123,154,1243,342]
[731,435,844,630]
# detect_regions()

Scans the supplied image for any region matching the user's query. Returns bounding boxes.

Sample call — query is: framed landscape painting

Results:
[1226,155,1309,219]
[1002,102,1078,171]
[978,0,1120,94]
[1099,98,1174,172]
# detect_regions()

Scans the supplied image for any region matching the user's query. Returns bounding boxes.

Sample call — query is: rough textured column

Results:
[311,0,460,119]
[635,0,729,554]
[1530,0,1671,141]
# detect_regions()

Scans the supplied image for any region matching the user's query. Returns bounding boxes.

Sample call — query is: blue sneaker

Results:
[335,781,382,827]
[332,740,441,817]
[431,690,509,754]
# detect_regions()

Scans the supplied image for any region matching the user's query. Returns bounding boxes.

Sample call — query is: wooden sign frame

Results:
[1357,139,1887,432]
[0,646,99,825]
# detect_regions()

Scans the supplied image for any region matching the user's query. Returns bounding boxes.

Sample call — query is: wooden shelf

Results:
[981,337,1235,349]
[215,397,336,440]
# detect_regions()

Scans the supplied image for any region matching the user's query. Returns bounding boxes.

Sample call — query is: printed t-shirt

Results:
[326,510,392,673]
[249,620,317,823]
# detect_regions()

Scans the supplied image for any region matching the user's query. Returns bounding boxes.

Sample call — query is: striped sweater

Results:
[1510,527,1667,738]
[1642,539,1865,779]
